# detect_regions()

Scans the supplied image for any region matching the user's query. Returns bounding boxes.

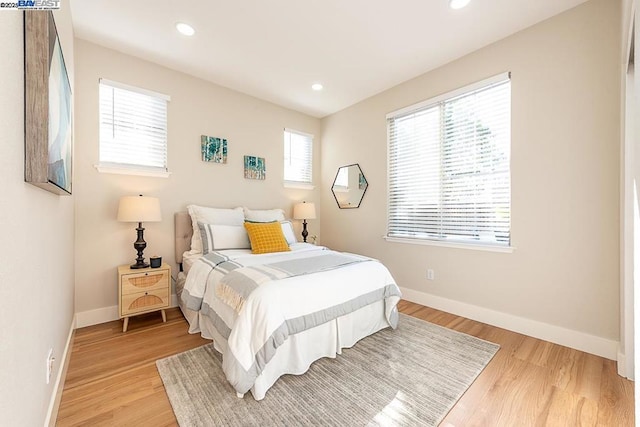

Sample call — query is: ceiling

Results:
[70,0,588,118]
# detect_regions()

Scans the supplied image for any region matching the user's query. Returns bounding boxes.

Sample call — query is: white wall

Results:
[620,0,637,380]
[0,6,75,427]
[73,40,321,323]
[622,0,635,50]
[321,0,621,357]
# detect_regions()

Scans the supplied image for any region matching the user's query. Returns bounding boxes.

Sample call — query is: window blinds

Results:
[99,79,169,171]
[284,129,313,184]
[387,73,511,246]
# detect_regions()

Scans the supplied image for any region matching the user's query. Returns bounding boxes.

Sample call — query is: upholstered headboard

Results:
[175,211,192,265]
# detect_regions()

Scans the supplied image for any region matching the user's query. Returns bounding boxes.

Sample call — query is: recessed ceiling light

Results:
[449,0,471,9]
[176,22,195,36]
[311,83,323,91]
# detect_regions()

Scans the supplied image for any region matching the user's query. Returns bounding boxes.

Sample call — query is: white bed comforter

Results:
[181,243,401,395]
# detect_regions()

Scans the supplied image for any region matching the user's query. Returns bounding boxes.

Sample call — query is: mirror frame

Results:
[331,163,368,209]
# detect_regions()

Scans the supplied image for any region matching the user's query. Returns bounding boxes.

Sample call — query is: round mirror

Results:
[331,164,368,209]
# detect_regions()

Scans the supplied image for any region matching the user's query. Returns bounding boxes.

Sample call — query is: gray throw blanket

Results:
[216,253,369,313]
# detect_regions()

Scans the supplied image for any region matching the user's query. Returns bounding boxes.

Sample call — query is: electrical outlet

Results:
[427,269,435,280]
[46,349,55,385]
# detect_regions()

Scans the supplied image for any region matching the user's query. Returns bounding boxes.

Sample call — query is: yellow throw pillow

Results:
[244,221,291,254]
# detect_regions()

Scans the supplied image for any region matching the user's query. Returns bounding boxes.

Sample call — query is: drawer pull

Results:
[145,292,148,295]
[145,273,148,276]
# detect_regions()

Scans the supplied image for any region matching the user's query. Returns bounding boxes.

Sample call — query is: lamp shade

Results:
[117,195,162,222]
[293,202,316,220]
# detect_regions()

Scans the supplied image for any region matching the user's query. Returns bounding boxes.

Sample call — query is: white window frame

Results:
[384,72,513,252]
[283,128,314,189]
[95,78,171,178]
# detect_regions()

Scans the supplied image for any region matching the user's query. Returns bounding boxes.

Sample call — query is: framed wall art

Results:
[244,155,265,180]
[201,135,227,164]
[24,11,73,195]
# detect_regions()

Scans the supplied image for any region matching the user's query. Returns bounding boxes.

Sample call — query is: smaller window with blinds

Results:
[386,73,511,249]
[97,79,170,177]
[283,128,313,188]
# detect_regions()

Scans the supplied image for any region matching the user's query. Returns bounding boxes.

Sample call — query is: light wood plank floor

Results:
[56,302,634,426]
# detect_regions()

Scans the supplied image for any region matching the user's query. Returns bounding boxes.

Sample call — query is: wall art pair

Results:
[201,134,265,180]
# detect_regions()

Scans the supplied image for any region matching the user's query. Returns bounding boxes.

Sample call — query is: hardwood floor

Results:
[398,301,634,426]
[56,302,634,426]
[56,309,209,426]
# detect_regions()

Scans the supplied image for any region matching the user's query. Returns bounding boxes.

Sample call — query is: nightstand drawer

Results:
[117,263,171,331]
[121,269,169,295]
[121,288,169,316]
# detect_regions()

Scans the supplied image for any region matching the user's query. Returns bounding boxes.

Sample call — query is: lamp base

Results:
[301,219,309,243]
[130,261,150,269]
[130,223,149,270]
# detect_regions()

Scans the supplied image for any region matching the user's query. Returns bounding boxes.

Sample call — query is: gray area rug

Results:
[156,313,499,426]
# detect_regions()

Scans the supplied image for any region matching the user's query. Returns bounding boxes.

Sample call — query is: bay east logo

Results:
[0,0,60,9]
[19,0,60,8]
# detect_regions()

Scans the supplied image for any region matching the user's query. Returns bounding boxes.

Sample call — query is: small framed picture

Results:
[201,135,228,164]
[244,155,266,180]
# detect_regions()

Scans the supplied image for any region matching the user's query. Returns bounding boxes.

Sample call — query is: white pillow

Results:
[187,205,244,253]
[243,207,286,223]
[198,223,251,252]
[280,221,297,245]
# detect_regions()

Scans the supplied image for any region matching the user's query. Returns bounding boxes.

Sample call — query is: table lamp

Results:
[117,195,162,269]
[293,201,316,243]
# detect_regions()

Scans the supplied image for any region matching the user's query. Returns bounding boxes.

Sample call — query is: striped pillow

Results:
[244,221,291,254]
[198,222,251,253]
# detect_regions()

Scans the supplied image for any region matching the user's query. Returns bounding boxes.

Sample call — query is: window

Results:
[386,73,511,248]
[334,166,349,189]
[284,129,313,187]
[98,79,170,176]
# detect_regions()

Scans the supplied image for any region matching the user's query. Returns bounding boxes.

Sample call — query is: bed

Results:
[174,209,401,401]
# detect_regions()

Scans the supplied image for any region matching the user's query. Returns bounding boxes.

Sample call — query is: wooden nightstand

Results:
[118,263,171,332]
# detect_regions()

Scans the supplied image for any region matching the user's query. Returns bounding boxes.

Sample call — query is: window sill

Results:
[383,236,515,253]
[283,181,315,190]
[94,164,172,178]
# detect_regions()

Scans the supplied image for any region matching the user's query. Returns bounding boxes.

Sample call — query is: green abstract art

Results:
[201,135,227,163]
[244,155,266,180]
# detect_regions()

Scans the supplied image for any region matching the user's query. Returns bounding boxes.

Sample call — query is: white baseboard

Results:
[170,293,178,308]
[75,288,619,360]
[400,287,619,360]
[44,315,75,427]
[75,305,119,328]
[618,349,627,378]
[617,348,634,380]
[75,294,179,328]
